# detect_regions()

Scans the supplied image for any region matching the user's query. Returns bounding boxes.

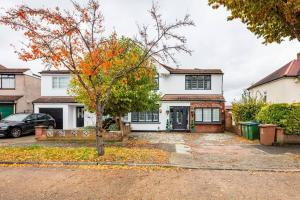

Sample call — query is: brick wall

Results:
[190,101,225,133]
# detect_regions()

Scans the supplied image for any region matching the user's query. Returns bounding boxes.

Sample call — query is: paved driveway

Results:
[130,132,300,171]
[0,135,36,147]
[182,132,300,170]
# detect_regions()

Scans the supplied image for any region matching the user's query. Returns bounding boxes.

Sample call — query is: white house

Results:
[33,64,225,133]
[248,53,300,104]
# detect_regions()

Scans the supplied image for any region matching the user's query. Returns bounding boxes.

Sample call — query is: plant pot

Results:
[259,124,276,145]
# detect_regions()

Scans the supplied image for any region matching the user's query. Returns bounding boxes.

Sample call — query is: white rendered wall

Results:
[129,101,190,131]
[249,78,300,104]
[41,74,71,96]
[34,103,95,129]
[158,74,223,95]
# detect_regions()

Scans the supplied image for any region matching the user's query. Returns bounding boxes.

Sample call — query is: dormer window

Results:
[185,75,211,90]
[0,75,15,89]
[52,76,69,89]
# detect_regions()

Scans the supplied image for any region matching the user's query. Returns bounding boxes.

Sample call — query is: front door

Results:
[171,106,188,130]
[76,107,84,128]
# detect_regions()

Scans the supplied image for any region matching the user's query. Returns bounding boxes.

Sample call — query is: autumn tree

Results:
[69,37,160,131]
[0,0,194,155]
[208,0,300,43]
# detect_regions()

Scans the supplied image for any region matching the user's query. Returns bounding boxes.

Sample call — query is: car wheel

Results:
[48,125,54,129]
[10,128,22,138]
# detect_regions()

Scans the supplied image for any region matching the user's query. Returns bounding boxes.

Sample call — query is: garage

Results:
[0,104,14,120]
[39,108,63,129]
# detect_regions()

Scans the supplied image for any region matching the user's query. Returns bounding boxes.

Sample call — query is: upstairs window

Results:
[0,75,15,89]
[52,76,70,89]
[154,75,159,90]
[185,75,211,90]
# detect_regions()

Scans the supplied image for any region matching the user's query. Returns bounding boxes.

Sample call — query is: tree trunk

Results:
[95,99,105,156]
[118,114,124,136]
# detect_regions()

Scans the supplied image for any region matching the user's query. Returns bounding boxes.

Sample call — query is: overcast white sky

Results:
[0,0,299,104]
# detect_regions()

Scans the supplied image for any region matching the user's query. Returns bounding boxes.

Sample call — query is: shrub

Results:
[256,104,300,134]
[232,91,266,124]
[108,123,119,131]
[256,104,291,127]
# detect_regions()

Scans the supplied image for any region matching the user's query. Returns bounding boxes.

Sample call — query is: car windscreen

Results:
[2,114,30,122]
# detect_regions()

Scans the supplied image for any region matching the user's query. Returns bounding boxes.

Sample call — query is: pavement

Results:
[0,135,36,147]
[0,166,299,200]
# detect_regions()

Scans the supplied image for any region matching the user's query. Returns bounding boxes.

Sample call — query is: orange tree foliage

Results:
[0,1,194,155]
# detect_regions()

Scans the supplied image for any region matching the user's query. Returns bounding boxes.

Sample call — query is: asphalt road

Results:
[0,166,299,200]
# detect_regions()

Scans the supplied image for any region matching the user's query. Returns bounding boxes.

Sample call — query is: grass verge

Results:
[0,145,169,164]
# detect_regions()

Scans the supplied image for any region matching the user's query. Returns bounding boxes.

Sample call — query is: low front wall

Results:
[195,124,224,133]
[35,126,131,142]
[276,128,300,144]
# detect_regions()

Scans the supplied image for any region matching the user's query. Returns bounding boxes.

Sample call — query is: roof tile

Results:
[248,59,300,89]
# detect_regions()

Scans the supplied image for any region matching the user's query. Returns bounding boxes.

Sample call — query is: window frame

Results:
[194,107,221,124]
[131,109,160,123]
[154,74,159,90]
[52,76,70,89]
[185,75,211,90]
[0,74,16,90]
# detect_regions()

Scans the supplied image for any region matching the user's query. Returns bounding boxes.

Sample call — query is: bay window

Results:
[131,109,159,123]
[194,108,221,123]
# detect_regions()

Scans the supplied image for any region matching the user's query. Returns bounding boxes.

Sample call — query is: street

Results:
[0,166,299,200]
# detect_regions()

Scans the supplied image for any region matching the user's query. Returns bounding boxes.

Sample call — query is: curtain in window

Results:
[203,108,212,122]
[1,75,15,89]
[195,109,202,122]
[212,108,220,122]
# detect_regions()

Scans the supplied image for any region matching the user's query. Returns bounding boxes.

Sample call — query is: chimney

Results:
[297,52,300,60]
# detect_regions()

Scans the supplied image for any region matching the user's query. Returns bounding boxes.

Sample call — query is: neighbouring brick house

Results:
[0,64,41,119]
[33,64,225,133]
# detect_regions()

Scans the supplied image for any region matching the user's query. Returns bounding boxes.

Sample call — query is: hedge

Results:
[256,104,300,134]
[232,92,266,124]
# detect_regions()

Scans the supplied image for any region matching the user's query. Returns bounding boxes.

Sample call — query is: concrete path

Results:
[0,166,299,200]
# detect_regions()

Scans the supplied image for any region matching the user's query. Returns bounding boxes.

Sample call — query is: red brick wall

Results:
[190,101,225,133]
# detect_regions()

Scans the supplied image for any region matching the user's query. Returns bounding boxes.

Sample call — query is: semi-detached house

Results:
[33,64,225,133]
[0,65,41,119]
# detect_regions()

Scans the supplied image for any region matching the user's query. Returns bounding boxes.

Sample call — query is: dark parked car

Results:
[0,113,56,138]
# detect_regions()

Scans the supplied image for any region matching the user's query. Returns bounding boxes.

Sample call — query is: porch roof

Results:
[33,96,77,103]
[0,95,23,103]
[162,94,225,102]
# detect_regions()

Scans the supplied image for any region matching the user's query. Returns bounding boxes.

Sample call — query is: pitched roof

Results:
[160,64,223,74]
[0,65,6,69]
[162,94,225,102]
[0,65,29,74]
[39,70,71,74]
[0,95,23,102]
[248,59,300,89]
[33,96,77,103]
